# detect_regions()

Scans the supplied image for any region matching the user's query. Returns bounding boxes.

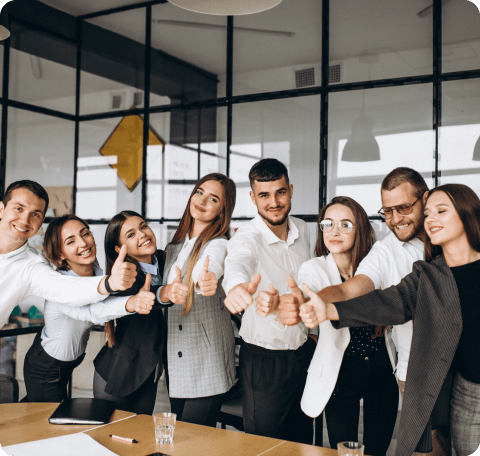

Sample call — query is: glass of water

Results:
[154,412,177,444]
[337,442,364,456]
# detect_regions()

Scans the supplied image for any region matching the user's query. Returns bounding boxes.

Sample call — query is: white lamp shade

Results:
[342,116,381,162]
[0,24,9,40]
[167,0,282,16]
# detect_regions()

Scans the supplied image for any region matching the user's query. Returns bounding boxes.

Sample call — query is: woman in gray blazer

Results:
[163,173,236,427]
[300,183,480,456]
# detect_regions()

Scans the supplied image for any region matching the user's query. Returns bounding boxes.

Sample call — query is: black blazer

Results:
[94,250,168,397]
[333,255,462,456]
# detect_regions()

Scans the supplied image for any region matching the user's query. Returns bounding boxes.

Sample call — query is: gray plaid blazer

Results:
[163,237,236,398]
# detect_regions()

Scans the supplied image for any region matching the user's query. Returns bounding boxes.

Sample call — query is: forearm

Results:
[56,296,131,324]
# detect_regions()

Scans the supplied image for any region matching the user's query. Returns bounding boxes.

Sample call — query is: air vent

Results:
[295,68,315,88]
[109,92,126,110]
[133,91,144,107]
[329,64,341,83]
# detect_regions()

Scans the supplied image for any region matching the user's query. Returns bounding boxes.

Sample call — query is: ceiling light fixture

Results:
[473,134,480,161]
[167,0,283,16]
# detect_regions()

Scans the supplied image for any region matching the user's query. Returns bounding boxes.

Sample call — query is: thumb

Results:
[174,266,182,283]
[302,283,316,300]
[268,283,276,295]
[247,274,261,295]
[142,273,151,291]
[116,244,128,264]
[287,276,304,304]
[200,256,209,275]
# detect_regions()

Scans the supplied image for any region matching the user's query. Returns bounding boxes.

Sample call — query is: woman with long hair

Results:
[301,183,480,456]
[93,210,181,415]
[23,214,153,402]
[296,196,399,456]
[163,173,236,427]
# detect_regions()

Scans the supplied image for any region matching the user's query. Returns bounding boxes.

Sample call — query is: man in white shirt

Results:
[0,180,137,328]
[280,167,449,455]
[223,159,315,444]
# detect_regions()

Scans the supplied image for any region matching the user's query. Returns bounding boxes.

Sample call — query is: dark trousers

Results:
[93,368,158,415]
[239,337,316,444]
[325,357,399,456]
[170,394,225,428]
[23,332,85,402]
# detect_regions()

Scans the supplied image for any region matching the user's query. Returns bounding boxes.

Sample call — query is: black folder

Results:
[48,398,115,425]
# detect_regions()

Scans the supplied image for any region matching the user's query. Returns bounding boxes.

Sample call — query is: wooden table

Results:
[0,403,337,456]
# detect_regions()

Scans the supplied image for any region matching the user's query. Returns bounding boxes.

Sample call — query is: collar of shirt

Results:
[60,259,103,278]
[140,255,158,275]
[390,234,424,249]
[252,214,299,247]
[0,241,30,261]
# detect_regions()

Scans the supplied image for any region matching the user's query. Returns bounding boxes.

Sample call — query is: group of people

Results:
[0,158,479,456]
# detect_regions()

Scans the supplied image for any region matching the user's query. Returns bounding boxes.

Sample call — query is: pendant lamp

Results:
[473,134,480,161]
[0,0,12,41]
[167,0,283,16]
[342,116,380,162]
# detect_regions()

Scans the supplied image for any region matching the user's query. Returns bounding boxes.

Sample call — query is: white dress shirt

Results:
[355,232,424,381]
[41,262,131,362]
[0,242,106,329]
[166,235,227,289]
[223,215,311,350]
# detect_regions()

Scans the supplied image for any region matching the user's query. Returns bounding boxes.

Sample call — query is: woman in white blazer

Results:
[298,196,399,456]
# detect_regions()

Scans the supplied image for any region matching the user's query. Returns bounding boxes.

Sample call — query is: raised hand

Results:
[163,266,189,304]
[126,273,155,314]
[224,274,261,314]
[255,283,279,317]
[299,283,328,328]
[197,256,218,297]
[278,276,306,326]
[109,244,137,291]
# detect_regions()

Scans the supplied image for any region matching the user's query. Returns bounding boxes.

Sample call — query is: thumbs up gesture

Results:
[278,276,306,326]
[255,283,280,317]
[107,245,137,292]
[162,266,189,304]
[125,273,156,314]
[224,274,261,314]
[299,283,328,328]
[197,256,218,297]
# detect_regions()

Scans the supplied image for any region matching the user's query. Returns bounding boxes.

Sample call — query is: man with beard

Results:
[223,158,314,444]
[280,167,449,455]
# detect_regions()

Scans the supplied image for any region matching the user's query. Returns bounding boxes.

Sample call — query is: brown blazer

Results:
[333,255,462,456]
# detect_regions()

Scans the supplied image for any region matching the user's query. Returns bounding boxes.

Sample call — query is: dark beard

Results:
[259,209,289,226]
[392,219,424,243]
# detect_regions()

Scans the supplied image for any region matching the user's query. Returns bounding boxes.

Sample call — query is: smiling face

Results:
[0,188,46,250]
[190,179,225,226]
[424,191,467,248]
[250,177,293,228]
[322,204,356,255]
[60,219,96,270]
[381,182,425,243]
[116,216,156,263]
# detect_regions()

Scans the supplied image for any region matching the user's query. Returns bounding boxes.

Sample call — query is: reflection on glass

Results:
[443,0,480,73]
[439,79,480,196]
[330,0,432,84]
[233,0,321,96]
[328,85,434,214]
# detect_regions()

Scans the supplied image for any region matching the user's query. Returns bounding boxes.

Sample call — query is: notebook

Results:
[48,398,115,425]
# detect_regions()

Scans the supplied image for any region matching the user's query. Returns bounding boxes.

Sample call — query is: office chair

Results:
[0,374,19,403]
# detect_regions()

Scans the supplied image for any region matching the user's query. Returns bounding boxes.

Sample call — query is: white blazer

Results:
[299,254,398,418]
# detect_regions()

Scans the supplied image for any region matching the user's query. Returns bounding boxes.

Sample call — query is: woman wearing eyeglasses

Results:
[297,196,399,456]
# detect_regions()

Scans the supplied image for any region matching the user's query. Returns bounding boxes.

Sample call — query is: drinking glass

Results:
[154,412,176,444]
[337,441,365,456]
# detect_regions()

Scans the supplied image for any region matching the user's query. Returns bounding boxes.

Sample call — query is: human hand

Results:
[224,274,261,314]
[164,266,189,304]
[109,244,137,291]
[278,276,306,326]
[197,256,218,297]
[299,283,327,328]
[126,273,155,314]
[255,283,279,317]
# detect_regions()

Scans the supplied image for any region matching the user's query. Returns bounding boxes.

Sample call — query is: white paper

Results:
[3,432,118,456]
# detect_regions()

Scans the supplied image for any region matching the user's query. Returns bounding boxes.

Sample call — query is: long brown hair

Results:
[424,184,480,262]
[103,210,146,347]
[315,196,376,275]
[44,214,91,271]
[171,173,236,315]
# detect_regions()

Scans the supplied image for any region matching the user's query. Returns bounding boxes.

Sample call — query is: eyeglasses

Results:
[319,220,355,234]
[378,195,421,219]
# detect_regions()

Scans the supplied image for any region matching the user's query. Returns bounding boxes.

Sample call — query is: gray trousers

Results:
[450,371,480,456]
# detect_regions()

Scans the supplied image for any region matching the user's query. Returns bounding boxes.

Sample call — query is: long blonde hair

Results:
[171,173,236,315]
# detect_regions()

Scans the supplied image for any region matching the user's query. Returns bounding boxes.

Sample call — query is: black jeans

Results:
[93,368,158,415]
[23,332,85,402]
[170,394,225,427]
[325,356,399,456]
[239,337,316,444]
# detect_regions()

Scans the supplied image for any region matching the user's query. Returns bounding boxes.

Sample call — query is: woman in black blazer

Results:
[300,184,480,456]
[93,210,181,415]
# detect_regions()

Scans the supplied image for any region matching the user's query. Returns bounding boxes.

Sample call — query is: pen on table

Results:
[109,434,138,444]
